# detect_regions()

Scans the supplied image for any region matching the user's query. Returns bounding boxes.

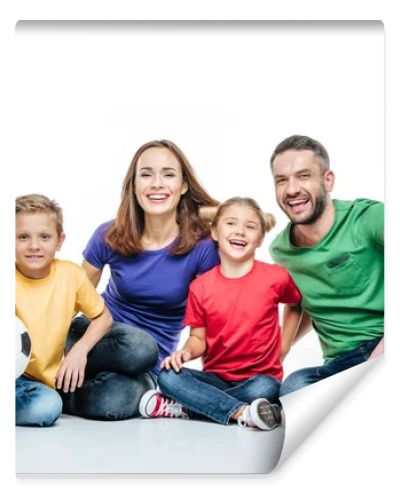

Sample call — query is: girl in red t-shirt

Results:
[139,197,302,430]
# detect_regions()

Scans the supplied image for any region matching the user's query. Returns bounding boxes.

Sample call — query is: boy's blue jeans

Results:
[60,316,158,421]
[279,336,383,397]
[16,375,63,426]
[158,367,281,425]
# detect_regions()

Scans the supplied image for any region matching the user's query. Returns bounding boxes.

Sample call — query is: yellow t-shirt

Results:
[16,259,105,388]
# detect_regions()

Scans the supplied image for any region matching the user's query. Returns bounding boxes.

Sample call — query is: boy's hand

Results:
[161,350,192,373]
[56,342,89,393]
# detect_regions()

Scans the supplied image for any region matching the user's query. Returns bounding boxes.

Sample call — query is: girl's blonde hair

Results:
[209,197,276,238]
[16,194,64,235]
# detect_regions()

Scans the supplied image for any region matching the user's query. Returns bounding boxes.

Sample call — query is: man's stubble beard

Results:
[289,184,328,226]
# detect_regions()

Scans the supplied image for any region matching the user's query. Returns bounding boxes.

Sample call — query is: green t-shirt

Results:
[270,199,384,362]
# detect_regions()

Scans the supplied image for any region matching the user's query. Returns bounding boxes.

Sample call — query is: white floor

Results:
[16,414,285,474]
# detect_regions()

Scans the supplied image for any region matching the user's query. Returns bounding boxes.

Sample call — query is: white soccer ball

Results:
[16,316,32,379]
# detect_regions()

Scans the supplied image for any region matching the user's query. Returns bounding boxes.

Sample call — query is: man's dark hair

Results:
[270,135,330,172]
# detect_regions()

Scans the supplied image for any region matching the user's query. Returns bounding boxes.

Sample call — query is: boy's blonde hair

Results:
[16,194,64,235]
[210,197,276,238]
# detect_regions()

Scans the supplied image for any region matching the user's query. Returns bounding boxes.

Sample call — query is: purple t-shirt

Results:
[83,222,220,373]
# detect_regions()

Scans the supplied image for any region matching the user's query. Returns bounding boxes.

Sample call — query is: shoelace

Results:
[155,397,182,418]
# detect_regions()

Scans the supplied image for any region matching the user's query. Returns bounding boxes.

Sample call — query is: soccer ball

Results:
[15,316,32,379]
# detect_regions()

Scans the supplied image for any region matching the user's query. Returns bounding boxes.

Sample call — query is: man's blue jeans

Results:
[16,375,63,426]
[280,336,383,397]
[60,316,158,420]
[158,367,281,425]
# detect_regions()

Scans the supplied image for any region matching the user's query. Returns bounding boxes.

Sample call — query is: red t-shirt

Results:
[184,260,301,382]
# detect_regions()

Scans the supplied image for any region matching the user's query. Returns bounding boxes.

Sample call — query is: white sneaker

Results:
[139,390,188,419]
[237,398,282,430]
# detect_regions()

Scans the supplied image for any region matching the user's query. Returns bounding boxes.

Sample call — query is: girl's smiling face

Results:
[211,204,264,264]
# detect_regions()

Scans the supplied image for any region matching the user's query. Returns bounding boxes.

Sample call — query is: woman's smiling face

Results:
[134,147,188,217]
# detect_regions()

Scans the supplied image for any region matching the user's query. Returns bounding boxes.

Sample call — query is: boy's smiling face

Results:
[16,212,65,279]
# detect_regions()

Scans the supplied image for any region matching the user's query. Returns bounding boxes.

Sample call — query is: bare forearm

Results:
[74,306,113,354]
[281,304,302,359]
[57,306,112,392]
[82,259,102,288]
[162,327,206,372]
[293,311,312,343]
[182,335,206,360]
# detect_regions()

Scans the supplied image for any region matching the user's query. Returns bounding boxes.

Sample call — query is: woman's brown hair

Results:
[106,140,219,256]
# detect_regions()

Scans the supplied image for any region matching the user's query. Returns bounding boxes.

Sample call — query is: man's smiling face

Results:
[272,149,334,225]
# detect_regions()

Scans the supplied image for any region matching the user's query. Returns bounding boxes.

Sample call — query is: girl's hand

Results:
[55,342,88,393]
[161,350,192,373]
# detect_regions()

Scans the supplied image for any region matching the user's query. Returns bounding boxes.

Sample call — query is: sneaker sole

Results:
[252,399,282,430]
[138,389,159,418]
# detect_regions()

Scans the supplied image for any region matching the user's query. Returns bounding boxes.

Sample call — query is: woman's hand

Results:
[55,342,89,393]
[161,350,192,373]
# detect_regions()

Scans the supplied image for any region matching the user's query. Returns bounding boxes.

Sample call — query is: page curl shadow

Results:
[275,356,383,471]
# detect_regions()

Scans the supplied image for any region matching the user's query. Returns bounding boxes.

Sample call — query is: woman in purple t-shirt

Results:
[61,140,220,421]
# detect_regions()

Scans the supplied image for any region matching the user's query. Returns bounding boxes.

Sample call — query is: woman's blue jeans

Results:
[60,316,158,421]
[279,336,383,397]
[158,367,281,425]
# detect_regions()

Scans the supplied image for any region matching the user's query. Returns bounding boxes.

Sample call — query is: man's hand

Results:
[369,338,384,360]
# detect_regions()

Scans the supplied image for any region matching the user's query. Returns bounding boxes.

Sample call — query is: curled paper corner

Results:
[273,355,383,472]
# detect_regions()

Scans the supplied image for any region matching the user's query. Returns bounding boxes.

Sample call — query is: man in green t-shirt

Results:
[269,135,384,396]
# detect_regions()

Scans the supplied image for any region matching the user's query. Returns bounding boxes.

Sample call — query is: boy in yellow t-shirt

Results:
[16,194,113,426]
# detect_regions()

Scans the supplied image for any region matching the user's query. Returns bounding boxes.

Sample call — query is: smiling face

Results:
[272,149,335,225]
[16,212,65,279]
[211,204,263,264]
[134,147,188,218]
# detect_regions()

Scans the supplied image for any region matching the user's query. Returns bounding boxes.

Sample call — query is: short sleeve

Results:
[280,268,302,304]
[184,284,206,327]
[359,202,384,249]
[75,269,105,319]
[83,222,114,269]
[195,238,220,276]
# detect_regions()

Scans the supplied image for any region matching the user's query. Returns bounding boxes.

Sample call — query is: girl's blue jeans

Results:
[158,367,281,425]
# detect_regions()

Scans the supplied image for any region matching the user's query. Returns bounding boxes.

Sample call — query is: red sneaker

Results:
[139,390,188,419]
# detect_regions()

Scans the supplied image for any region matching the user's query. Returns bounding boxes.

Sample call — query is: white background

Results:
[13,20,383,374]
[1,1,398,499]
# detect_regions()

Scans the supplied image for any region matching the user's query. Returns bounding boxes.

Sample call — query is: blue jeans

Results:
[158,367,281,425]
[60,316,158,420]
[280,336,383,397]
[16,375,63,426]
